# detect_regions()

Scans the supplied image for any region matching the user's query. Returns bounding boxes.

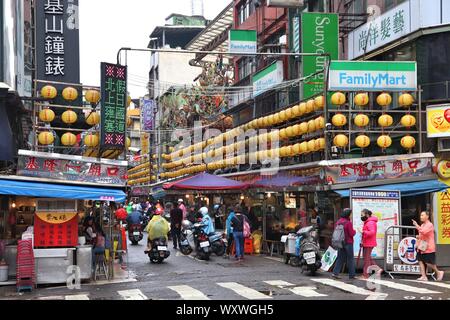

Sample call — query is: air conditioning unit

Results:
[267,0,305,7]
[438,138,450,152]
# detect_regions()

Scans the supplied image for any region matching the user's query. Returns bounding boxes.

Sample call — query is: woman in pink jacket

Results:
[413,211,445,281]
[357,209,383,279]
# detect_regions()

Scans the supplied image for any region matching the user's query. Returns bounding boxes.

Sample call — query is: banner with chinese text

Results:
[100,62,128,150]
[435,190,450,245]
[140,99,156,131]
[34,212,78,248]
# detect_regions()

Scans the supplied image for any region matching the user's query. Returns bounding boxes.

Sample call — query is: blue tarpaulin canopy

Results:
[334,179,449,198]
[0,179,126,202]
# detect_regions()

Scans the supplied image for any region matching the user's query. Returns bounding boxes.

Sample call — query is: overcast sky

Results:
[79,0,231,98]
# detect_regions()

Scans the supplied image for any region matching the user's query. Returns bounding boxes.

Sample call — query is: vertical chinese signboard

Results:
[140,99,155,131]
[351,189,401,258]
[100,62,128,150]
[435,190,450,245]
[301,13,338,99]
[35,0,80,88]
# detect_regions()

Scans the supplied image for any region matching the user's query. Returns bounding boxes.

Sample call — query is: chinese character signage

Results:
[100,62,128,150]
[301,13,339,99]
[328,61,417,92]
[426,104,450,138]
[435,190,450,245]
[35,0,80,86]
[34,212,78,248]
[351,189,401,258]
[17,152,127,186]
[348,1,410,60]
[140,99,156,131]
[326,157,431,185]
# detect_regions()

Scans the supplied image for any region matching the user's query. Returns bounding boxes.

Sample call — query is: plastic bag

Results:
[252,231,262,254]
[148,217,169,241]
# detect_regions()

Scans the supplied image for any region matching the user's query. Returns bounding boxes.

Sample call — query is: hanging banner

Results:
[328,61,417,92]
[35,0,80,88]
[100,62,128,150]
[351,189,401,259]
[301,13,339,99]
[140,99,156,131]
[435,190,450,244]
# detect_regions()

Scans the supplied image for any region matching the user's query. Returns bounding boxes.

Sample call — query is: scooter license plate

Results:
[200,241,210,248]
[303,252,316,260]
[133,232,140,236]
[157,246,167,251]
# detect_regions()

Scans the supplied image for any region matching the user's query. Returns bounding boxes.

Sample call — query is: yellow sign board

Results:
[436,191,450,244]
[426,104,450,138]
[36,212,77,224]
[141,133,150,155]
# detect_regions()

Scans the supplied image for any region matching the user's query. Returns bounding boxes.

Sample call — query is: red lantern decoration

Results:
[444,109,450,123]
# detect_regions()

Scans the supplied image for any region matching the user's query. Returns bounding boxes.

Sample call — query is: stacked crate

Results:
[16,240,35,292]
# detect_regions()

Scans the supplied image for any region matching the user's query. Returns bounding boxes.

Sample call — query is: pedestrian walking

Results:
[178,199,188,221]
[224,208,236,259]
[357,209,383,279]
[413,211,445,281]
[231,205,245,261]
[332,208,356,280]
[170,203,183,250]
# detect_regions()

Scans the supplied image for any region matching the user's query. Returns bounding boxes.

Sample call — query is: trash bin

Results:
[0,265,8,282]
[284,233,297,255]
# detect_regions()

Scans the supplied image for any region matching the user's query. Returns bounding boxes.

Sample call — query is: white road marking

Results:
[264,257,284,263]
[407,280,450,290]
[311,278,387,300]
[264,280,327,297]
[65,294,90,300]
[117,289,148,300]
[36,295,64,300]
[361,279,441,294]
[218,282,272,300]
[168,285,210,300]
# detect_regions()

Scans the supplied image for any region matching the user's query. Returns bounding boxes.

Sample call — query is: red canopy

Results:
[163,173,248,191]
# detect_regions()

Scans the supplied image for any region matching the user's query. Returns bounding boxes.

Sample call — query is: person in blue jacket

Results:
[224,208,236,259]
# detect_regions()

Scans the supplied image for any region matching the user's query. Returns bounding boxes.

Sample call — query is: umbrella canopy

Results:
[163,173,248,191]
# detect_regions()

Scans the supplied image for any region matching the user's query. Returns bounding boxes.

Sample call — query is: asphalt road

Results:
[1,234,450,301]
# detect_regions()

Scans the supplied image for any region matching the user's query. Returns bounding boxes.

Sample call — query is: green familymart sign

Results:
[328,61,417,92]
[229,30,257,54]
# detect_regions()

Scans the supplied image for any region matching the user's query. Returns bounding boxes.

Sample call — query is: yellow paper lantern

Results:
[306,100,315,114]
[355,135,370,148]
[257,118,264,128]
[292,104,302,117]
[86,112,100,126]
[292,143,301,155]
[285,108,293,120]
[126,137,131,149]
[378,114,394,127]
[273,113,280,125]
[61,110,78,124]
[401,114,416,127]
[38,132,54,145]
[401,135,416,149]
[279,128,287,140]
[300,142,309,154]
[268,114,275,126]
[307,140,317,152]
[127,116,132,127]
[127,96,132,107]
[84,134,99,147]
[354,93,369,107]
[286,126,295,138]
[61,132,77,146]
[299,103,307,115]
[315,116,325,129]
[316,138,326,150]
[263,116,269,127]
[280,146,288,157]
[331,92,346,105]
[41,85,58,99]
[299,122,309,135]
[307,120,316,133]
[354,114,370,127]
[332,114,347,127]
[62,87,79,101]
[399,93,415,107]
[279,110,287,122]
[85,90,101,104]
[314,96,325,110]
[285,145,294,157]
[292,124,302,136]
[334,134,349,148]
[377,93,392,107]
[39,108,55,123]
[377,135,392,148]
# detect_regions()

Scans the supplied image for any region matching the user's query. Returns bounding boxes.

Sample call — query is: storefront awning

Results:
[334,179,449,198]
[0,179,126,202]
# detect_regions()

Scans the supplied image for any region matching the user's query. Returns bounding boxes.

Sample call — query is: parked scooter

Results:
[147,237,170,263]
[297,226,322,275]
[180,220,212,260]
[128,224,143,245]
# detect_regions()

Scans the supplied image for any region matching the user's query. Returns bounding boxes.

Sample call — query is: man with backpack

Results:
[331,208,356,279]
[231,205,250,261]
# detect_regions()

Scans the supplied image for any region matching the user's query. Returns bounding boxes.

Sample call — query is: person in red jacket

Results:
[332,208,356,280]
[358,209,383,279]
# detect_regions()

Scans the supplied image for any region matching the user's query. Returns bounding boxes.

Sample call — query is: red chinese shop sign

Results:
[326,157,432,185]
[34,212,78,248]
